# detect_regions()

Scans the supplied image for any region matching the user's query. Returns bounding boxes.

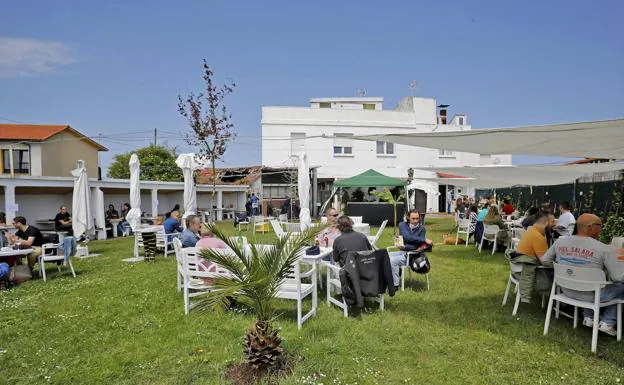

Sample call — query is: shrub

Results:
[599,215,624,244]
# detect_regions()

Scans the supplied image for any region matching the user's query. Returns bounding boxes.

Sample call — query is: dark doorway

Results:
[413,189,427,213]
[438,184,446,213]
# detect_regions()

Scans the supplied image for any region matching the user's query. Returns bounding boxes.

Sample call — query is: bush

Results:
[599,215,624,244]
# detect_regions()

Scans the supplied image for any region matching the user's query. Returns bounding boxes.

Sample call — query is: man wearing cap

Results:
[542,214,624,336]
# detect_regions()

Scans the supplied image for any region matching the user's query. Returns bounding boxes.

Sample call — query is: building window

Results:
[363,103,375,110]
[458,117,464,125]
[2,149,30,174]
[439,149,455,157]
[290,132,305,155]
[376,141,394,155]
[333,134,354,156]
[319,102,331,109]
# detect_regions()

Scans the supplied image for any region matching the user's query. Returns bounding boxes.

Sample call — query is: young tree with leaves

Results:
[178,60,236,196]
[107,145,182,181]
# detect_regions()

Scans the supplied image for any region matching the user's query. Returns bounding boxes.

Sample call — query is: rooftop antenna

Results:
[409,80,417,96]
[356,88,367,97]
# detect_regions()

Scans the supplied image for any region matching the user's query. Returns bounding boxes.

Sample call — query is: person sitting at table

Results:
[517,214,554,261]
[165,204,180,219]
[54,206,73,235]
[332,215,371,267]
[181,215,201,248]
[388,210,434,288]
[502,199,515,216]
[554,201,576,238]
[466,205,479,242]
[106,204,119,219]
[455,198,466,220]
[163,209,184,238]
[483,206,509,248]
[542,214,624,336]
[196,226,228,249]
[118,203,131,235]
[318,207,341,252]
[7,216,44,270]
[521,207,540,229]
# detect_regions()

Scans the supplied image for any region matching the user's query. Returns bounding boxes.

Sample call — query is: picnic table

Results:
[0,248,34,266]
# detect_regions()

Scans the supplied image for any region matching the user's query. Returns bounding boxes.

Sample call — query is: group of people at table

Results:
[456,197,623,337]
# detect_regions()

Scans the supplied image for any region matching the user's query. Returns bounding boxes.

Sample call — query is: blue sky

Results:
[1,1,622,170]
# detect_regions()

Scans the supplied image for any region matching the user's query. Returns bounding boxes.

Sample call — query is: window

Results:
[363,103,375,110]
[439,149,455,157]
[290,132,305,155]
[458,117,464,125]
[2,149,30,174]
[376,141,394,155]
[319,102,331,109]
[333,134,354,156]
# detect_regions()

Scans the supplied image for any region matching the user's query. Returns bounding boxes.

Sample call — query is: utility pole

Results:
[153,128,157,146]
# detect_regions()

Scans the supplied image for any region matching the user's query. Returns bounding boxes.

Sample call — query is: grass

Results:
[2,218,624,384]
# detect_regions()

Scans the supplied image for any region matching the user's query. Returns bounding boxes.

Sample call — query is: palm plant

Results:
[373,187,405,236]
[197,223,320,372]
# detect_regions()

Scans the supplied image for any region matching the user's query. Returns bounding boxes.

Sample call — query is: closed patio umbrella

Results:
[298,152,312,231]
[175,153,201,219]
[71,160,93,240]
[126,154,142,232]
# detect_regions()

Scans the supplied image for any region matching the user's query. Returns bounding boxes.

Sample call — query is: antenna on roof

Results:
[356,88,367,97]
[409,80,417,96]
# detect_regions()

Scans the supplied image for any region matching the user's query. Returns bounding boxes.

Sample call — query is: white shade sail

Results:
[71,162,93,239]
[414,162,624,188]
[298,152,312,231]
[175,153,203,217]
[354,119,624,159]
[126,154,142,231]
[406,179,440,196]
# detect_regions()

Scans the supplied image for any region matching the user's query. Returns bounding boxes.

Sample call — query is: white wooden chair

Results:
[180,245,231,314]
[349,216,363,224]
[156,226,179,257]
[269,219,286,239]
[278,214,288,223]
[455,219,472,247]
[544,262,623,353]
[325,260,384,317]
[367,220,388,250]
[252,216,269,233]
[402,251,430,291]
[479,224,500,254]
[39,243,76,282]
[276,253,318,329]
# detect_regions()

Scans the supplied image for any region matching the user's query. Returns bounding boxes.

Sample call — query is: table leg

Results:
[112,224,118,238]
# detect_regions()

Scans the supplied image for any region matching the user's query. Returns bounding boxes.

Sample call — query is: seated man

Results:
[554,200,576,237]
[542,214,624,336]
[163,210,184,240]
[317,207,341,254]
[181,215,201,248]
[54,206,73,235]
[390,210,433,288]
[517,214,554,261]
[7,216,44,269]
[332,216,371,267]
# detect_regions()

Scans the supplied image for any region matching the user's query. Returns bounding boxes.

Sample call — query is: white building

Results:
[261,96,512,213]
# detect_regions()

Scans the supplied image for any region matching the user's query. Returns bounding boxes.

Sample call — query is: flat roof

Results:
[310,97,384,103]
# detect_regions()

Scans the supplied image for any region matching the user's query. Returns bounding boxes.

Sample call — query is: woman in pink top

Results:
[196,228,228,284]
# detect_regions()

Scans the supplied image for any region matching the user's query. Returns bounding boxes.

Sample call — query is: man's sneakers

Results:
[599,321,617,336]
[582,318,617,336]
[582,317,594,328]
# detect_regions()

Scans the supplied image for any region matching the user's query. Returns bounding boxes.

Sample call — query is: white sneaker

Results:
[582,317,594,328]
[598,321,617,336]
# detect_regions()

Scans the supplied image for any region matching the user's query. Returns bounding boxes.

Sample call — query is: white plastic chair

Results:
[276,253,318,329]
[401,251,430,291]
[479,224,500,254]
[173,238,185,292]
[325,260,384,317]
[502,261,547,315]
[39,243,76,282]
[349,216,363,224]
[367,220,388,249]
[455,219,472,247]
[544,262,623,353]
[278,214,288,223]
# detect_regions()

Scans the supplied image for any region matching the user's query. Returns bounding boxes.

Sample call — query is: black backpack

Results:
[409,252,431,274]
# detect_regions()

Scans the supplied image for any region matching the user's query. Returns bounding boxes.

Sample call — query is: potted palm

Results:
[197,223,319,383]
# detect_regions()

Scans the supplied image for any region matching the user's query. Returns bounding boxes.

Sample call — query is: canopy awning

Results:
[353,118,624,159]
[414,161,624,188]
[334,169,405,188]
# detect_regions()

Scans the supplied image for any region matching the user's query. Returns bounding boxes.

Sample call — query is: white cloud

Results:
[0,37,75,78]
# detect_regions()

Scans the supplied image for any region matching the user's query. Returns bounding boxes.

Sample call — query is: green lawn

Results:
[2,218,624,384]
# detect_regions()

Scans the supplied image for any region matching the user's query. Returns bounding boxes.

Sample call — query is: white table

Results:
[302,247,332,289]
[109,218,122,237]
[353,223,370,236]
[0,248,34,265]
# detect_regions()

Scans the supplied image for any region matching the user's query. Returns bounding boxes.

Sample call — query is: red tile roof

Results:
[0,124,108,151]
[437,172,466,179]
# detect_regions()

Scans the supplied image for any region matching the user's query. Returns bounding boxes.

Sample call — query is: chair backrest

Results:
[553,262,608,292]
[278,214,288,222]
[484,224,500,234]
[458,219,471,231]
[349,216,363,224]
[173,238,184,269]
[612,237,624,248]
[320,216,328,224]
[269,219,285,237]
[371,220,388,246]
[135,230,144,246]
[509,261,523,274]
[513,228,526,239]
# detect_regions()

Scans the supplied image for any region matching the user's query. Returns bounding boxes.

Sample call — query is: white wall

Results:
[10,193,71,222]
[29,144,43,177]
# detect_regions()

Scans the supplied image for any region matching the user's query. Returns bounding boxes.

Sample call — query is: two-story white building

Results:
[261,96,512,213]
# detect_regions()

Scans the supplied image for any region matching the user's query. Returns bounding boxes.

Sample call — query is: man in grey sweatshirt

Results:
[542,214,624,335]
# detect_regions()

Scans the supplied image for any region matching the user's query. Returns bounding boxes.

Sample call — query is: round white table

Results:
[0,248,34,265]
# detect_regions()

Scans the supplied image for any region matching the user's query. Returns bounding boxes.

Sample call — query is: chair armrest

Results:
[299,264,317,278]
[323,262,341,272]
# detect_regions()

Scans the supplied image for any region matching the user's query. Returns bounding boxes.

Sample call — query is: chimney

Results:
[437,104,449,124]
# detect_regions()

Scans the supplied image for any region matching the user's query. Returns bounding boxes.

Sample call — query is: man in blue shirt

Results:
[163,210,183,240]
[250,193,260,216]
[181,215,201,248]
[389,209,433,287]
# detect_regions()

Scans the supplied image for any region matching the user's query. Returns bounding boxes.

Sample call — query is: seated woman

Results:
[467,205,479,242]
[196,227,228,284]
[483,206,509,247]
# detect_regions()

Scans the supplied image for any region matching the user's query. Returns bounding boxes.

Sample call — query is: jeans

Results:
[118,221,130,236]
[389,251,407,287]
[579,283,624,325]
